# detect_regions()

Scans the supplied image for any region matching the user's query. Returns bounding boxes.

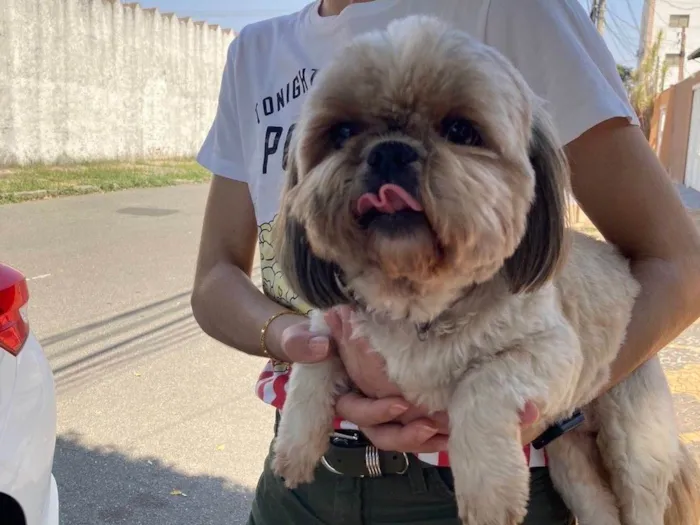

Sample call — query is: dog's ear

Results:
[278,218,350,309]
[273,142,350,309]
[503,110,570,294]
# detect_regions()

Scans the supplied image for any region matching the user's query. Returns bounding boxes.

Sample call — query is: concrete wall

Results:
[650,72,700,184]
[0,0,235,166]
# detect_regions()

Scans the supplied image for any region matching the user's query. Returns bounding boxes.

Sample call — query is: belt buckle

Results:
[321,430,410,477]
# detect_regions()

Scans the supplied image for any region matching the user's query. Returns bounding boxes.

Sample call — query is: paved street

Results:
[661,204,700,454]
[0,184,699,524]
[1,184,271,524]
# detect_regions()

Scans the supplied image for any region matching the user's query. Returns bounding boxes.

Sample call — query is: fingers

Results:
[336,305,354,341]
[362,403,530,453]
[519,402,542,446]
[280,321,332,363]
[519,401,540,428]
[323,309,343,341]
[521,419,548,446]
[335,391,409,426]
[361,421,449,453]
[325,305,355,343]
[397,406,450,435]
[336,392,448,453]
[427,411,450,435]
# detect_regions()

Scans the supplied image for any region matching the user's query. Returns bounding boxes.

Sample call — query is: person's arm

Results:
[191,32,332,364]
[190,176,332,363]
[516,118,700,446]
[191,176,293,358]
[567,118,700,388]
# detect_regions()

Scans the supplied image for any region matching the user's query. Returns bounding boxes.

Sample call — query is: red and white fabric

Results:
[255,359,547,468]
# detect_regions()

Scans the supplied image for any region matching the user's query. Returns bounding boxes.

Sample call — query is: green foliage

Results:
[626,30,668,138]
[617,64,633,90]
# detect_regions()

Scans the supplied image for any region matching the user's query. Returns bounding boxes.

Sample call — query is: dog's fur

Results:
[271,15,700,525]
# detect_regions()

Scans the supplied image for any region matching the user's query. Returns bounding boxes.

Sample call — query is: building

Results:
[649,71,700,193]
[639,0,700,89]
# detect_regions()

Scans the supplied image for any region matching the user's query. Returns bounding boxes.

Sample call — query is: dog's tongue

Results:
[356,184,423,215]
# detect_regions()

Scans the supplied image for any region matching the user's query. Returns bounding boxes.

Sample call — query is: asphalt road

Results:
[0,184,271,525]
[1,185,700,525]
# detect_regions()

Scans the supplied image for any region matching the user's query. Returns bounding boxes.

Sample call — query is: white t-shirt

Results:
[196,0,638,468]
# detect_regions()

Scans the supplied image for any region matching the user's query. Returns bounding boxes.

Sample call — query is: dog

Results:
[270,15,700,525]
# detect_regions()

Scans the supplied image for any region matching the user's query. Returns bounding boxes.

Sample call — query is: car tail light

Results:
[0,264,30,355]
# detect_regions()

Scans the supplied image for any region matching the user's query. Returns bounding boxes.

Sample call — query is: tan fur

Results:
[271,15,700,525]
[666,444,700,525]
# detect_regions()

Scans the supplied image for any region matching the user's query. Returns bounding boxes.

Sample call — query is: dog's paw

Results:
[272,430,330,489]
[452,464,529,525]
[271,443,321,488]
[457,498,526,525]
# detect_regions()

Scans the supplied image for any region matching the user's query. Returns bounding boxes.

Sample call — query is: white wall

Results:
[0,0,234,166]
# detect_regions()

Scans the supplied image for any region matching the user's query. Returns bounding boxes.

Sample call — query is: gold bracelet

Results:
[260,310,297,362]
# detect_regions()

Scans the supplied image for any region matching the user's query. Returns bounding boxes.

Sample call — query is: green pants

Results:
[247,441,575,525]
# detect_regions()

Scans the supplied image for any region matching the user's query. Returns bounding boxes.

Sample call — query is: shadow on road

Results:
[55,432,256,525]
[41,291,193,349]
[41,292,204,394]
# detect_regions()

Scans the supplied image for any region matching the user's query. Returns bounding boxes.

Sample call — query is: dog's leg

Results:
[272,313,350,488]
[594,357,681,525]
[447,325,583,525]
[448,387,529,525]
[272,357,349,487]
[546,431,621,525]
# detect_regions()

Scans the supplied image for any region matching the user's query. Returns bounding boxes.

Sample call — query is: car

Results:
[0,263,59,525]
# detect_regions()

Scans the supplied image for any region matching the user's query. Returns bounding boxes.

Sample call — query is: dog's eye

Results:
[441,117,484,147]
[329,122,359,149]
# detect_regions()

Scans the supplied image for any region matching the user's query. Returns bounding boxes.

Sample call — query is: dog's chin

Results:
[360,209,443,283]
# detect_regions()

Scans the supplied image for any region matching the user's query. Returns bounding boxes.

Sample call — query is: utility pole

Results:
[679,25,687,82]
[596,0,607,34]
[669,14,690,83]
[590,0,607,35]
[590,0,599,25]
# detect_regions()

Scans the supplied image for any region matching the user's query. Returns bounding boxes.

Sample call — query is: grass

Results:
[0,159,210,204]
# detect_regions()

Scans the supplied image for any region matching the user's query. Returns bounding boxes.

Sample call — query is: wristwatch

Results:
[531,409,585,450]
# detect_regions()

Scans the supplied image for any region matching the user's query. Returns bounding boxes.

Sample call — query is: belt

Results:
[321,429,414,478]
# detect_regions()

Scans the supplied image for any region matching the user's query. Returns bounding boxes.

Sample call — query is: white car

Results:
[0,263,59,525]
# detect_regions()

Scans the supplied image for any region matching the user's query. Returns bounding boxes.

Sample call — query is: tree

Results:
[617,64,633,90]
[625,30,668,138]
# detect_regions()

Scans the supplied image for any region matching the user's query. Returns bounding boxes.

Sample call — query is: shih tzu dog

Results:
[271,15,700,525]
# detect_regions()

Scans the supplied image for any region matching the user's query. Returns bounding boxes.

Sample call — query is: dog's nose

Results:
[367,141,418,174]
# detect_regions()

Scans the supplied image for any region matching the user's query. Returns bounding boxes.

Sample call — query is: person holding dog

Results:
[191,0,700,523]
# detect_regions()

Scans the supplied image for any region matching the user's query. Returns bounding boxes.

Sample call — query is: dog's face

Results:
[275,16,569,322]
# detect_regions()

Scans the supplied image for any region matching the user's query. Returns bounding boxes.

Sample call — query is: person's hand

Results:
[268,313,334,363]
[324,305,449,452]
[334,390,542,452]
[325,305,543,452]
[518,401,543,446]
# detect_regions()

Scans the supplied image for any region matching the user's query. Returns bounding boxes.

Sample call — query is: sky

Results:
[133,0,644,67]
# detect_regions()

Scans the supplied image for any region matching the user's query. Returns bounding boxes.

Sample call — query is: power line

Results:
[605,19,639,63]
[604,21,630,59]
[607,16,639,51]
[657,0,700,10]
[623,0,641,31]
[607,7,641,33]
